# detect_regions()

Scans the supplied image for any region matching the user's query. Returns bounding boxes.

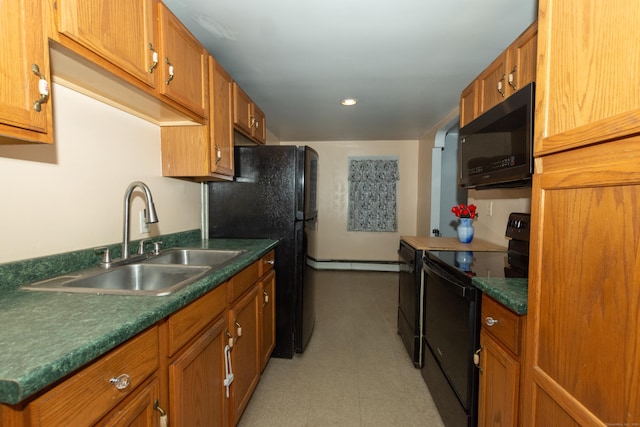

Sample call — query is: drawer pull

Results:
[485,316,499,327]
[109,373,131,390]
[266,259,275,265]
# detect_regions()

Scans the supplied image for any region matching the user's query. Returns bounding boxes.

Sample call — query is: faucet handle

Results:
[152,241,163,256]
[94,246,112,267]
[138,238,152,255]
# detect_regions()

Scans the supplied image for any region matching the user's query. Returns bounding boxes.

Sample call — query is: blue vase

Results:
[455,251,474,270]
[457,218,474,243]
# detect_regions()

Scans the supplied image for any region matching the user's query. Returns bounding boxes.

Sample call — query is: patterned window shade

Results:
[347,157,400,232]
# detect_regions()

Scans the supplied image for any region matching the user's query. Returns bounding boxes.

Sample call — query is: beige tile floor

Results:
[238,269,445,427]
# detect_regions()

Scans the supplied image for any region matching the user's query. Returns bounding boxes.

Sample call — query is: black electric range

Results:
[421,212,530,427]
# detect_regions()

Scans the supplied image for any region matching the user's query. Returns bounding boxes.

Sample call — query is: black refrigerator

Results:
[208,145,318,358]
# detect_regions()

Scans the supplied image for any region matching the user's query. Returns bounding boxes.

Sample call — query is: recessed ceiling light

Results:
[340,98,357,106]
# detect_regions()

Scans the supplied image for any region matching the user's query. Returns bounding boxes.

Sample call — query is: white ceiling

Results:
[163,0,538,141]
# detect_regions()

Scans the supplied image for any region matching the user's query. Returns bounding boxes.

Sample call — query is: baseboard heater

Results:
[307,256,400,272]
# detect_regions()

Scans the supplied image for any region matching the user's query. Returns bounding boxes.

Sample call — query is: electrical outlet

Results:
[139,210,150,233]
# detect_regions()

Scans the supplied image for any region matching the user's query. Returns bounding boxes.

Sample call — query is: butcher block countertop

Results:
[400,236,507,252]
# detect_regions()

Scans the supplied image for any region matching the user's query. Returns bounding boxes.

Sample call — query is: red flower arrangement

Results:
[451,203,478,219]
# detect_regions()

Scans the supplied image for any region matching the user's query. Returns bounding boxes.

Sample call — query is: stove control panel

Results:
[505,212,531,241]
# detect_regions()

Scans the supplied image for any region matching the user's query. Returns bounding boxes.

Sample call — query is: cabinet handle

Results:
[473,347,482,370]
[153,400,168,427]
[109,373,131,390]
[148,43,159,73]
[266,259,275,266]
[508,65,517,90]
[225,328,234,347]
[215,145,222,164]
[234,320,243,337]
[263,290,269,305]
[497,74,505,97]
[485,316,499,327]
[31,64,49,113]
[250,116,256,128]
[165,58,174,85]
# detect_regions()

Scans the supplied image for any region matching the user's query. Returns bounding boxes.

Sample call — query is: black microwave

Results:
[458,82,534,189]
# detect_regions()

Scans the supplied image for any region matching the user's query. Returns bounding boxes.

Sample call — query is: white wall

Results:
[288,140,419,262]
[0,84,202,263]
[468,187,531,246]
[417,109,460,236]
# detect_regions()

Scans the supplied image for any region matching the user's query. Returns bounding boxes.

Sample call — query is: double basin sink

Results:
[21,249,245,296]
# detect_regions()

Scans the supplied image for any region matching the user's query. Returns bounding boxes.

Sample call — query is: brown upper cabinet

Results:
[53,0,208,122]
[233,83,266,144]
[459,81,478,130]
[460,22,537,127]
[56,0,157,88]
[161,56,235,180]
[0,0,54,144]
[157,3,208,118]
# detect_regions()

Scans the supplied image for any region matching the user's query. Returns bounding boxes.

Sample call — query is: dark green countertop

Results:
[0,234,278,405]
[472,277,528,315]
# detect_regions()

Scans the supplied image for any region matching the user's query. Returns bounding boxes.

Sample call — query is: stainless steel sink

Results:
[21,264,211,296]
[143,249,245,267]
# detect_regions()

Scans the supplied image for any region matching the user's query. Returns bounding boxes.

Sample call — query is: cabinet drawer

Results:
[166,282,227,356]
[258,250,275,276]
[229,261,259,303]
[481,295,522,355]
[29,326,159,426]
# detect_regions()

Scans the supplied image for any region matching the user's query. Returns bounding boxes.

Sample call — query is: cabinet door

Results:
[168,316,228,427]
[526,140,640,426]
[56,0,156,88]
[459,81,478,128]
[232,83,253,135]
[478,330,519,427]
[210,57,234,176]
[505,23,537,96]
[0,0,53,144]
[99,376,162,427]
[535,0,640,156]
[229,286,260,425]
[477,53,507,115]
[158,3,208,118]
[259,270,276,371]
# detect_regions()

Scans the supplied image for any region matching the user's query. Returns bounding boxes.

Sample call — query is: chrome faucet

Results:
[122,181,159,260]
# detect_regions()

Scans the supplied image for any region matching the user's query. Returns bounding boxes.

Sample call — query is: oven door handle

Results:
[423,260,467,298]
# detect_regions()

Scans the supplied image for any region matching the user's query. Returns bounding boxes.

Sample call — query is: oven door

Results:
[423,256,480,417]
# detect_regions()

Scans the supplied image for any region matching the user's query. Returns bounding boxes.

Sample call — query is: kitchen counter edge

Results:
[473,277,528,315]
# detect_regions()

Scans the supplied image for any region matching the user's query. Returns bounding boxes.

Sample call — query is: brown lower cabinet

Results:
[0,250,276,427]
[478,295,526,427]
